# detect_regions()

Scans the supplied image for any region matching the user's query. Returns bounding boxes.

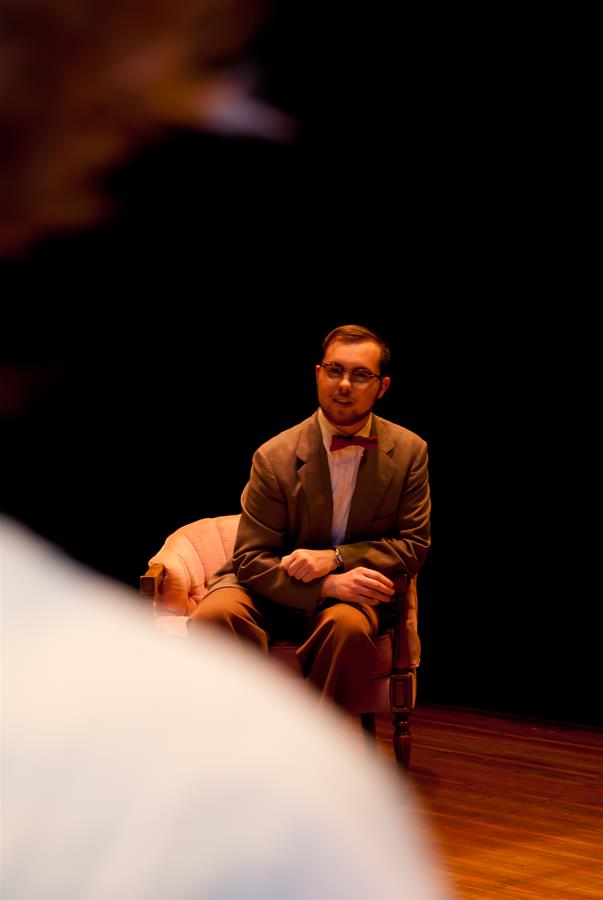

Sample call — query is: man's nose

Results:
[338,374,353,390]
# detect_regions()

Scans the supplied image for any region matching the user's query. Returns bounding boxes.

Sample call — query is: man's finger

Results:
[364,577,394,596]
[359,568,394,588]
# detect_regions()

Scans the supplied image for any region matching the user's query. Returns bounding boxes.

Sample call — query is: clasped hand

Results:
[280,548,335,582]
[280,549,395,606]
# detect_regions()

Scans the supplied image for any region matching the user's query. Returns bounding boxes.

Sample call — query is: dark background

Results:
[2,4,595,725]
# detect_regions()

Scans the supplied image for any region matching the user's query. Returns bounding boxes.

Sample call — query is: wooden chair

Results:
[140,514,420,769]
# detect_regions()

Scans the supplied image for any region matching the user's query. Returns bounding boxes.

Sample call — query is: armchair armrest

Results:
[139,546,199,616]
[140,561,190,638]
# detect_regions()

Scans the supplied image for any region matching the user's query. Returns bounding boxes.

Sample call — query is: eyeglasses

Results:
[318,363,382,387]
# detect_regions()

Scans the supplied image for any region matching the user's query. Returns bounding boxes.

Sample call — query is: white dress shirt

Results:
[318,407,374,546]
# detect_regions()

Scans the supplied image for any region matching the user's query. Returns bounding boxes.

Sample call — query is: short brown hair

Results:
[321,325,390,375]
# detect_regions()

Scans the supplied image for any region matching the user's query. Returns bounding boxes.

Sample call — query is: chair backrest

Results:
[149,514,240,616]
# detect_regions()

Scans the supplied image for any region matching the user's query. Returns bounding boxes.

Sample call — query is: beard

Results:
[320,399,372,430]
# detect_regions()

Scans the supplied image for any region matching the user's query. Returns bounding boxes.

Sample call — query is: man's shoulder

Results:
[373,415,427,450]
[256,413,317,458]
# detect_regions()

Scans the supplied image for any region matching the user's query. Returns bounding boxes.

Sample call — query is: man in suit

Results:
[188,324,431,711]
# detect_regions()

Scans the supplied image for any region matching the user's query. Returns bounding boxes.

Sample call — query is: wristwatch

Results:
[333,547,344,572]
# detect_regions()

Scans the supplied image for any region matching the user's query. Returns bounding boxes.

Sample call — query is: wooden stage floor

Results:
[364,704,603,899]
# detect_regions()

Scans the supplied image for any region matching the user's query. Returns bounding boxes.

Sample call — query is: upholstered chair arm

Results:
[147,545,202,616]
[140,515,240,618]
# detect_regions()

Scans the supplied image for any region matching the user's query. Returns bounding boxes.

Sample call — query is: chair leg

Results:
[392,712,411,770]
[390,671,414,771]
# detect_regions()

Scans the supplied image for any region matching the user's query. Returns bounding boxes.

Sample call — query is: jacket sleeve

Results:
[338,441,431,578]
[231,449,326,615]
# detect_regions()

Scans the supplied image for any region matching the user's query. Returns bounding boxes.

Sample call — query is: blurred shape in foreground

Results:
[0,0,295,256]
[1,515,447,899]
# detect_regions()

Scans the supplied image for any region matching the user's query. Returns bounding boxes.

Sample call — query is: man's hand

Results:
[280,548,338,582]
[320,568,395,606]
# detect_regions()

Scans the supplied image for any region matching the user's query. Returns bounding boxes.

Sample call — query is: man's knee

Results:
[187,589,270,653]
[318,601,378,641]
[188,589,250,629]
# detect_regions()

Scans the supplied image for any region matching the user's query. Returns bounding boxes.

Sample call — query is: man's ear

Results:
[377,376,391,400]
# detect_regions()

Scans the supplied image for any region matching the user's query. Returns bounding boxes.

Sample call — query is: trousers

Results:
[187,588,385,712]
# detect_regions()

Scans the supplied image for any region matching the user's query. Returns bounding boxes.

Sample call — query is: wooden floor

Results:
[362,704,603,899]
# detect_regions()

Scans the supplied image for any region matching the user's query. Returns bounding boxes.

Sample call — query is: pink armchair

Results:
[140,514,420,769]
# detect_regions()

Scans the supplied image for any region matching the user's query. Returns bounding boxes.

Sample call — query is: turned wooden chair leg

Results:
[390,671,414,771]
[392,711,412,770]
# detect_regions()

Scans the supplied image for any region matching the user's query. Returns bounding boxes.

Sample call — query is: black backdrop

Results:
[2,4,595,726]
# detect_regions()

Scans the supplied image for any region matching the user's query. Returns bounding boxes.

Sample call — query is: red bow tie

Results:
[330,434,378,452]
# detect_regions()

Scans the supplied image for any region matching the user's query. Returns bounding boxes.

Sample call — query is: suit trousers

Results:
[187,588,383,712]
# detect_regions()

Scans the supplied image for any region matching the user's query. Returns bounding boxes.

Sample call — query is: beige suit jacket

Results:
[207,410,431,615]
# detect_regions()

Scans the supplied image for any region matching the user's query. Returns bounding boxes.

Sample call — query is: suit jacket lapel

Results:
[346,416,396,541]
[296,413,333,548]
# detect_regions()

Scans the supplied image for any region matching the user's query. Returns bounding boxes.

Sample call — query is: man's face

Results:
[315,339,390,432]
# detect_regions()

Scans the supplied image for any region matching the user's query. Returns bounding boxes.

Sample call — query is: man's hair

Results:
[321,325,390,375]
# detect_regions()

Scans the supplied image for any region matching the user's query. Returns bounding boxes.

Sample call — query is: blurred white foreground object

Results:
[1,516,446,899]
